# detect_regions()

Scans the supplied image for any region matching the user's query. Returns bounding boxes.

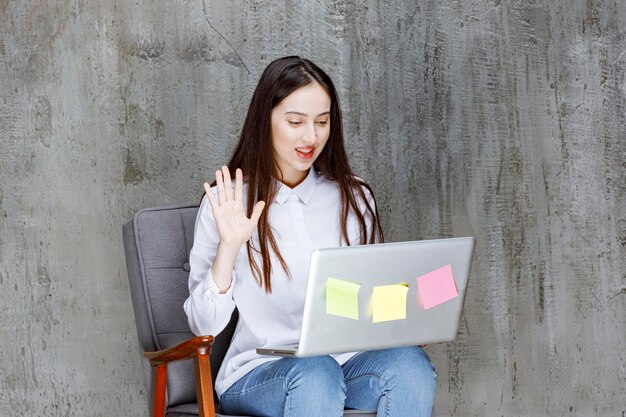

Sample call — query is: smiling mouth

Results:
[295,147,315,160]
[296,147,314,154]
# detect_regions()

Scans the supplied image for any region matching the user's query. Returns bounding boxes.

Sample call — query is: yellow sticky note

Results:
[326,278,361,320]
[372,284,409,323]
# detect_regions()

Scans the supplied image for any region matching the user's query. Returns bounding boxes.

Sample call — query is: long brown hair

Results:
[219,56,383,292]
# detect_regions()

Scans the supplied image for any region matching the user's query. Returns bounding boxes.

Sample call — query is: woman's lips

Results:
[295,146,315,160]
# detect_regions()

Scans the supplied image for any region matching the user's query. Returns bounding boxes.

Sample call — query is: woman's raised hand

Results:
[204,166,265,249]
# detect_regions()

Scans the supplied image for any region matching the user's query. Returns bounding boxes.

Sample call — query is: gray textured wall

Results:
[1,0,624,416]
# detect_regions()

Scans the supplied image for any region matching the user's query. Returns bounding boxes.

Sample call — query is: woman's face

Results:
[270,81,331,188]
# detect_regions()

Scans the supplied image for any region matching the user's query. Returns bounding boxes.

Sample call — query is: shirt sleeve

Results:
[183,192,237,336]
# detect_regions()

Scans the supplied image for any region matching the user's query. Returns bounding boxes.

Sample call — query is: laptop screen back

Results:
[295,237,475,356]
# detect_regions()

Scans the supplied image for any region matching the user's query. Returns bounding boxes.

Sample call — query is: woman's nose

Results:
[302,122,317,144]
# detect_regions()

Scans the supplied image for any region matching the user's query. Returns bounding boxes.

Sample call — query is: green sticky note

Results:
[326,278,361,320]
[372,284,409,323]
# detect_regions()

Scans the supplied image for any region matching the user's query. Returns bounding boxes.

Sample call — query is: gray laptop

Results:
[257,236,475,357]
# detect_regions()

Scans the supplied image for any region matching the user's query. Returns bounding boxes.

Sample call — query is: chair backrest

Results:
[123,205,238,408]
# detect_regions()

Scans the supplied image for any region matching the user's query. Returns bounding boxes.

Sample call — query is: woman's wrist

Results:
[217,240,244,256]
[210,241,242,293]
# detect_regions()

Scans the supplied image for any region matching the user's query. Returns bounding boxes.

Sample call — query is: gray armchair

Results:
[123,205,376,417]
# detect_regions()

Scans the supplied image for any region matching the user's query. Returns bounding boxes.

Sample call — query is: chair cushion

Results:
[166,403,249,417]
[343,411,377,416]
[167,403,376,417]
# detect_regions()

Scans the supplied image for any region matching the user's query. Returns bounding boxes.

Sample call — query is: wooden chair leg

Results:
[194,354,216,417]
[152,364,168,417]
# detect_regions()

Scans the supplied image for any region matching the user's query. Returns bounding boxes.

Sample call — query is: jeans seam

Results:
[285,387,293,417]
[345,372,391,416]
[221,377,287,398]
[344,371,388,387]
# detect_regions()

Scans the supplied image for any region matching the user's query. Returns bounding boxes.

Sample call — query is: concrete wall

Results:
[1,0,624,416]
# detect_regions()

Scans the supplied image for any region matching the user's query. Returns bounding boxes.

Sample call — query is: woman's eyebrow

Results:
[285,111,331,117]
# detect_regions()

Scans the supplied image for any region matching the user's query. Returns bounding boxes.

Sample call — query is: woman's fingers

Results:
[215,170,226,204]
[235,168,243,203]
[221,166,233,201]
[207,167,263,244]
[250,201,266,225]
[204,182,217,210]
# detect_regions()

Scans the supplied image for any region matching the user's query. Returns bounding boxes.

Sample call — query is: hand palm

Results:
[212,196,257,245]
[205,167,265,248]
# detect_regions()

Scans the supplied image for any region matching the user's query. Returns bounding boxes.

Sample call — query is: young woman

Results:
[184,56,436,417]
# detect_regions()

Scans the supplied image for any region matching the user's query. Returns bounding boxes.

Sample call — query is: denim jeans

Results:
[219,346,437,417]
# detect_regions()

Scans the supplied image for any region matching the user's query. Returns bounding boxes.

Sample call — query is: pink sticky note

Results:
[416,265,458,310]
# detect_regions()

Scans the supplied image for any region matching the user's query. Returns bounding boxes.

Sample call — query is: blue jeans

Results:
[220,346,436,417]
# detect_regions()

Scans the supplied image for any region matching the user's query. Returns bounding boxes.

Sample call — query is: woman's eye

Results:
[317,120,329,126]
[288,121,302,126]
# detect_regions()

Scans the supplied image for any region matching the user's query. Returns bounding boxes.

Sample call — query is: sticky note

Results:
[326,278,361,320]
[372,284,409,323]
[416,265,458,310]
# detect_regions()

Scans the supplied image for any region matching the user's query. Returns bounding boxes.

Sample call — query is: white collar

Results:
[274,169,319,205]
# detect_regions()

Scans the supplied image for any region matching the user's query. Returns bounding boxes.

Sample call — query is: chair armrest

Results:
[143,335,217,417]
[143,335,214,366]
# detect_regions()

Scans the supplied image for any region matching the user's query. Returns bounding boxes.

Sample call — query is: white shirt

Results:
[184,169,374,397]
